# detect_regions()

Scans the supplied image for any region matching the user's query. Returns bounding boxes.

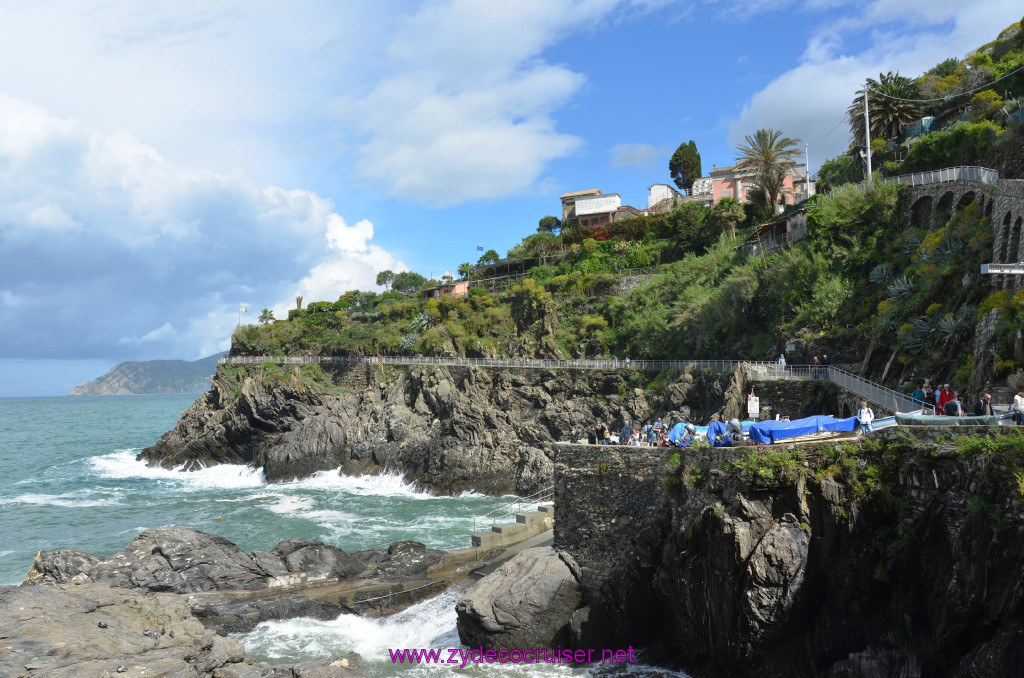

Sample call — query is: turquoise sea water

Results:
[0,395,685,677]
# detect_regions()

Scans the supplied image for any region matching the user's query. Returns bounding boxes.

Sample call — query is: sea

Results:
[0,394,685,678]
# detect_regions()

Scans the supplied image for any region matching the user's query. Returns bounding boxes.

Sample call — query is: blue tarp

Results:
[666,422,691,445]
[748,415,857,444]
[705,420,756,447]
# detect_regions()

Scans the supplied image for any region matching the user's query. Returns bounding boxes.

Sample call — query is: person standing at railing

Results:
[822,354,830,379]
[1012,391,1024,425]
[811,356,820,380]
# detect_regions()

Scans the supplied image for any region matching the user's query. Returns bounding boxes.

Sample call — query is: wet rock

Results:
[0,583,362,678]
[25,526,269,592]
[137,365,737,495]
[456,546,581,648]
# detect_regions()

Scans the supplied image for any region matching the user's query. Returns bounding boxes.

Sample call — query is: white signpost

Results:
[747,393,760,418]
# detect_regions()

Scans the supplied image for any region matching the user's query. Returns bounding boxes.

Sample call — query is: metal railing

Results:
[473,485,553,532]
[220,355,925,416]
[881,165,999,188]
[827,366,921,415]
[220,354,769,372]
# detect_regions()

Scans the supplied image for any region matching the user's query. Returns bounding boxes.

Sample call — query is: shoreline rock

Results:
[0,583,365,678]
[455,546,581,649]
[137,363,754,495]
[24,526,449,634]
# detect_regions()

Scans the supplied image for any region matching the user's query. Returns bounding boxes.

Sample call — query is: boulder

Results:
[0,583,365,678]
[25,526,270,592]
[455,546,581,648]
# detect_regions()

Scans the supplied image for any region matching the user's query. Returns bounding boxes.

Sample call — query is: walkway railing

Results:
[221,354,766,372]
[220,355,925,416]
[827,366,921,415]
[473,485,554,531]
[881,165,999,188]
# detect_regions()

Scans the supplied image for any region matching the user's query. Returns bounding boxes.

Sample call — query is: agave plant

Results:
[411,312,433,332]
[936,236,964,256]
[901,234,923,256]
[886,276,914,300]
[399,332,420,349]
[869,263,894,285]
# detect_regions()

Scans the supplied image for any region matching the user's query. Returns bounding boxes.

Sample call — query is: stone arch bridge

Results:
[898,166,1024,291]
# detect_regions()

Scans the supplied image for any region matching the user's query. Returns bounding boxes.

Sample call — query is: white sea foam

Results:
[89,450,265,489]
[4,491,121,508]
[264,494,316,515]
[283,469,435,499]
[237,585,601,676]
[239,585,466,662]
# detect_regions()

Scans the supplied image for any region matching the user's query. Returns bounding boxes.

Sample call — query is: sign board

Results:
[576,194,621,215]
[747,394,760,418]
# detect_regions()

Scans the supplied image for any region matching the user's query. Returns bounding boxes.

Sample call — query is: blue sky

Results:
[0,0,1019,396]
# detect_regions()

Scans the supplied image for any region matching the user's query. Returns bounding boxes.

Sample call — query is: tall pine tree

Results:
[669,140,702,194]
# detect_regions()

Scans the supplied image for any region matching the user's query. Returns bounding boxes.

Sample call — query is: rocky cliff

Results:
[70,353,224,395]
[139,362,776,495]
[460,428,1024,677]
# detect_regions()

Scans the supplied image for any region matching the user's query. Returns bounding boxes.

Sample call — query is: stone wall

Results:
[745,378,841,420]
[553,443,666,599]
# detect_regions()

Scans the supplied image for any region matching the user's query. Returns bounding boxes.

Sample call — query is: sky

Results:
[0,0,1019,396]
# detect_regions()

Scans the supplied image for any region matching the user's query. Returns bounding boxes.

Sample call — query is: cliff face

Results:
[139,362,755,495]
[69,354,223,395]
[554,431,1024,677]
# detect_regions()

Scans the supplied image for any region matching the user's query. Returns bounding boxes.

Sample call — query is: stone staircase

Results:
[470,505,554,554]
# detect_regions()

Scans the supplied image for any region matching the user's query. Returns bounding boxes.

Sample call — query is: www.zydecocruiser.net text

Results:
[388,646,638,667]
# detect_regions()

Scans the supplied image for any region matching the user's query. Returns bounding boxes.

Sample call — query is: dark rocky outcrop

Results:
[455,546,581,648]
[24,526,447,633]
[549,431,1024,677]
[138,363,771,494]
[0,583,364,678]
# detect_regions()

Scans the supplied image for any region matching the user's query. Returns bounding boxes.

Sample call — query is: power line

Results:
[808,114,850,144]
[863,63,1024,103]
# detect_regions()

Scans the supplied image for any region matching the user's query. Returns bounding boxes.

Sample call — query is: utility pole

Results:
[804,141,810,198]
[863,86,872,181]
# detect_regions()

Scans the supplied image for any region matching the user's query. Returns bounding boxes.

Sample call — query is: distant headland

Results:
[69,353,225,396]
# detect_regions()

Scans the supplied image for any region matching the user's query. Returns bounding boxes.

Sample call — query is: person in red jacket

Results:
[936,383,954,415]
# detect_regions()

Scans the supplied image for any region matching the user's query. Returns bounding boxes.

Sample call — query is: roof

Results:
[560,189,602,199]
[742,200,811,243]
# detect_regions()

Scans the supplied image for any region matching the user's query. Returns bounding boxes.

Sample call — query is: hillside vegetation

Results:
[232,19,1024,393]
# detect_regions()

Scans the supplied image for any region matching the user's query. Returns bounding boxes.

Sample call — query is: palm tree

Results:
[258,308,275,325]
[847,72,924,144]
[735,128,802,214]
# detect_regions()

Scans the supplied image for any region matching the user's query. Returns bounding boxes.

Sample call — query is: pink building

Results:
[709,162,811,210]
[424,281,469,300]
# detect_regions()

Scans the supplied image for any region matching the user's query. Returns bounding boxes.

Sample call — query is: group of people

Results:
[776,353,831,379]
[583,417,675,446]
[909,379,1007,417]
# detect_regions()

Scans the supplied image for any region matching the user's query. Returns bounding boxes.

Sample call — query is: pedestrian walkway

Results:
[220,354,915,415]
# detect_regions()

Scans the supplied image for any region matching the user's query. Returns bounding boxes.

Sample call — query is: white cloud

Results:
[609,143,663,169]
[330,0,680,205]
[0,94,399,361]
[0,1,669,209]
[727,0,1021,171]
